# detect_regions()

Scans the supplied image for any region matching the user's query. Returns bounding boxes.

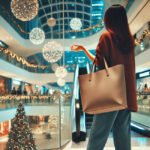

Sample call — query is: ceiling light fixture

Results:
[57,78,66,87]
[29,28,45,45]
[55,66,68,78]
[42,41,64,63]
[70,18,82,30]
[11,0,39,21]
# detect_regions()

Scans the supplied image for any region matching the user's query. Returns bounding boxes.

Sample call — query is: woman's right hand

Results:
[70,45,85,52]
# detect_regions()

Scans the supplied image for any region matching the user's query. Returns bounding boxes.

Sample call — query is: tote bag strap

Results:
[89,56,109,81]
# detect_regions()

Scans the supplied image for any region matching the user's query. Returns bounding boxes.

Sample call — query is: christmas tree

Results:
[6,102,37,150]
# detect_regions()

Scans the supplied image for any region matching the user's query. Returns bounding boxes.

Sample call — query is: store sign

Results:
[139,71,150,78]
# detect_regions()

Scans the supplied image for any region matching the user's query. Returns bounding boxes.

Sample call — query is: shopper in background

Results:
[143,83,149,99]
[11,87,16,95]
[16,85,22,95]
[23,87,28,95]
[143,83,149,93]
[71,4,137,150]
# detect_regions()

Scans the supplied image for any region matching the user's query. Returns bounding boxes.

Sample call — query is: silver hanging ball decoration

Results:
[29,28,45,45]
[42,41,64,63]
[55,66,68,78]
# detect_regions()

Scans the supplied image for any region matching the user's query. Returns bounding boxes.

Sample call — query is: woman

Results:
[143,83,149,93]
[71,4,137,150]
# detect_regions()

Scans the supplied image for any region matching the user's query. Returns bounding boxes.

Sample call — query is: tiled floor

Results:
[63,132,150,150]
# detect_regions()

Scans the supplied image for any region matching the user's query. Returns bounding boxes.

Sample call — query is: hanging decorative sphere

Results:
[51,63,59,71]
[29,28,45,45]
[11,0,39,22]
[47,17,56,27]
[57,78,66,87]
[55,66,68,78]
[42,41,64,63]
[70,18,82,30]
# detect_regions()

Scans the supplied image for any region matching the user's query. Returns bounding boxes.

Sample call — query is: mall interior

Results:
[0,0,150,150]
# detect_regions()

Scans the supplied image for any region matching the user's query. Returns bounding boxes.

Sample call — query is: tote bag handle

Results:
[89,57,109,81]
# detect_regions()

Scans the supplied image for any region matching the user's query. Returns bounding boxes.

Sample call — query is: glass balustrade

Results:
[0,94,71,109]
[0,93,72,149]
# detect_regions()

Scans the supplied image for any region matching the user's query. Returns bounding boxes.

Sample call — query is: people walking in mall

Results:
[71,4,137,150]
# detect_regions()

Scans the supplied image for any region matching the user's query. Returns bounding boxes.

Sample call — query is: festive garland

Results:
[0,47,47,69]
[135,29,150,45]
[0,93,71,102]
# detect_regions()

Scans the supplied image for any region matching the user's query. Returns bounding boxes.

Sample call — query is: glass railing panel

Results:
[0,95,71,110]
[60,93,72,146]
[29,103,60,149]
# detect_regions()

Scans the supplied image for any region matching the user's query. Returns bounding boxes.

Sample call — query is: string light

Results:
[61,21,104,33]
[0,94,71,102]
[0,47,76,71]
[2,4,104,35]
[0,48,47,69]
[3,1,130,35]
[135,29,150,45]
[1,30,149,70]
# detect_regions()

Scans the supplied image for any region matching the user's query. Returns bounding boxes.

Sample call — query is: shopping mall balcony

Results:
[0,0,150,150]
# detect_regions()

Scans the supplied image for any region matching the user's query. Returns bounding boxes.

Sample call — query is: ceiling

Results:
[0,0,137,58]
[0,0,133,39]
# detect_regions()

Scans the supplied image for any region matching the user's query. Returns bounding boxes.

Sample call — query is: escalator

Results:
[71,65,87,142]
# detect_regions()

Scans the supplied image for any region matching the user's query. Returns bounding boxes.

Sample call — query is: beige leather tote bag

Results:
[78,58,127,114]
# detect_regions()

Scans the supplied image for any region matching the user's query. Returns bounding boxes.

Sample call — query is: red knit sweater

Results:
[95,31,137,112]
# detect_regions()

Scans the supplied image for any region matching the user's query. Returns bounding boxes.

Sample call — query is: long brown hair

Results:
[104,4,134,54]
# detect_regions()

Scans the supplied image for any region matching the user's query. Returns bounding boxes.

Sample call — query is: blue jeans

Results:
[87,109,131,150]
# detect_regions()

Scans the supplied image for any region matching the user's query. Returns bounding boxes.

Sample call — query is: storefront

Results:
[0,76,11,95]
[131,70,150,136]
[136,70,150,115]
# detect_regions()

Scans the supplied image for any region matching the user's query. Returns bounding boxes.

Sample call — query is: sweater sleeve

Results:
[94,32,111,69]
